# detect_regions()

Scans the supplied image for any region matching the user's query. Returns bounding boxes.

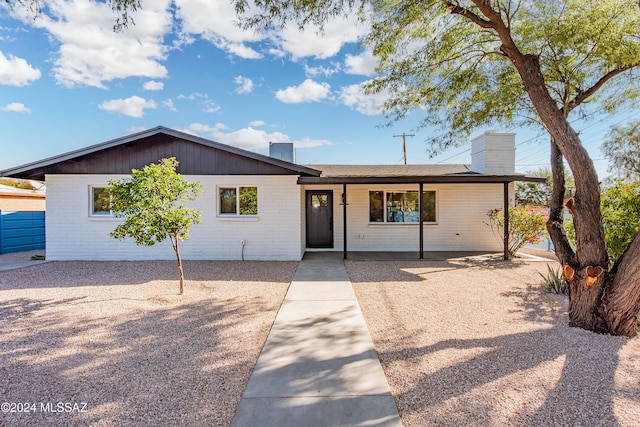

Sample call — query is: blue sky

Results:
[0,0,636,178]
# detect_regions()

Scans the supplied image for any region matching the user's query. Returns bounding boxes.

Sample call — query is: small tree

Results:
[486,206,548,258]
[108,158,202,295]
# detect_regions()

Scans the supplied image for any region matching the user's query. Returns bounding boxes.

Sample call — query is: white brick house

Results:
[0,127,542,261]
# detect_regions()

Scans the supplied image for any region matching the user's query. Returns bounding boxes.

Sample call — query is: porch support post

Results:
[419,182,424,259]
[503,181,510,260]
[343,183,348,260]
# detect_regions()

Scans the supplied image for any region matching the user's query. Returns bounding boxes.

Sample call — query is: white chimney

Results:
[471,132,516,175]
[269,142,295,163]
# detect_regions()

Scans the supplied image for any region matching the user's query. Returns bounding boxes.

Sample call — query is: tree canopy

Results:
[233,0,640,156]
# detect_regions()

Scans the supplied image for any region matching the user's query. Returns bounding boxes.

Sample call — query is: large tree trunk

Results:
[602,233,640,335]
[458,1,640,335]
[499,37,639,336]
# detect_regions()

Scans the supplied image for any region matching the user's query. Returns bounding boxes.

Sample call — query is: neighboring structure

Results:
[0,126,543,261]
[0,183,45,211]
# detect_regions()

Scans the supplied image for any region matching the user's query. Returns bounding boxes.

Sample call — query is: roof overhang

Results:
[297,174,546,185]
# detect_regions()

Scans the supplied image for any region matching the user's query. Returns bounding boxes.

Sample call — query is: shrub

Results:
[486,205,548,258]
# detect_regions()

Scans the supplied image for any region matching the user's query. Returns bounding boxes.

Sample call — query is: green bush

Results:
[486,205,548,258]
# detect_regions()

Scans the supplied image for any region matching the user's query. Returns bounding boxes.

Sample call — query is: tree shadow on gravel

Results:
[0,260,297,289]
[373,289,632,426]
[0,281,290,426]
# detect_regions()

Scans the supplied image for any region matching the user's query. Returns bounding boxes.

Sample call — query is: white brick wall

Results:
[302,183,511,252]
[46,174,512,260]
[45,174,303,261]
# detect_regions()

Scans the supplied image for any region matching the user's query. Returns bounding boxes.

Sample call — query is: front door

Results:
[306,190,334,248]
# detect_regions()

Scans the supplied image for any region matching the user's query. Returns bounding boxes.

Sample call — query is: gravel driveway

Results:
[2,252,639,426]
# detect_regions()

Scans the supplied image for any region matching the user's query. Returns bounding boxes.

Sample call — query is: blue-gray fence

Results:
[0,211,45,254]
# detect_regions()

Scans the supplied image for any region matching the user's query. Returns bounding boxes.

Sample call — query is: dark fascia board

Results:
[297,174,547,185]
[0,126,322,178]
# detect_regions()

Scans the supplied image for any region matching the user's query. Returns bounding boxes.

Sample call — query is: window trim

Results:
[89,186,114,218]
[217,185,259,217]
[368,189,438,225]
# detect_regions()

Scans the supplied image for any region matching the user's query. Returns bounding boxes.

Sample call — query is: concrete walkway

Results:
[0,258,49,272]
[231,253,402,427]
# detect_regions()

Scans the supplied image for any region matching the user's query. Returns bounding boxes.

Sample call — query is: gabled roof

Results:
[0,126,322,181]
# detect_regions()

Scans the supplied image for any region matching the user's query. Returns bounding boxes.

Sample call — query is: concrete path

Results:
[0,259,49,272]
[231,253,402,427]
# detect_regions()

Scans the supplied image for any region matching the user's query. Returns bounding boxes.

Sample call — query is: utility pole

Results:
[393,132,415,165]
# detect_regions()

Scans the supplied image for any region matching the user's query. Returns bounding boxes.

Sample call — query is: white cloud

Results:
[249,120,266,127]
[175,0,263,59]
[234,75,254,94]
[0,51,41,86]
[175,0,368,61]
[13,0,172,88]
[143,80,164,91]
[2,102,31,113]
[275,79,331,104]
[183,122,333,151]
[338,81,387,115]
[162,98,177,111]
[99,96,157,117]
[177,92,208,100]
[304,62,341,78]
[344,51,378,76]
[277,15,368,60]
[203,99,220,113]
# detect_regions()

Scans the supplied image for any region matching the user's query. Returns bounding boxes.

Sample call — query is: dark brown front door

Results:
[306,190,334,248]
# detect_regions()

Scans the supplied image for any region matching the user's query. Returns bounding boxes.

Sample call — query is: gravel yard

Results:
[347,257,640,427]
[0,252,295,426]
[2,251,639,427]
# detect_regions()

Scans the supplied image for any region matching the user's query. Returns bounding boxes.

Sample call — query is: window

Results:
[311,194,328,207]
[90,187,112,216]
[369,190,436,223]
[219,186,258,215]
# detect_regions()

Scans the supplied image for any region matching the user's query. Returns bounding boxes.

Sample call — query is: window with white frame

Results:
[369,190,436,223]
[219,186,258,215]
[90,186,113,216]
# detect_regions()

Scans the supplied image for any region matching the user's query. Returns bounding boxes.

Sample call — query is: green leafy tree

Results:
[601,180,640,266]
[515,168,575,207]
[602,121,640,181]
[228,0,640,336]
[108,158,202,295]
[486,206,548,258]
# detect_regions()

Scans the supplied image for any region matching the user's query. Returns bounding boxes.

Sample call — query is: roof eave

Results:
[297,174,547,185]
